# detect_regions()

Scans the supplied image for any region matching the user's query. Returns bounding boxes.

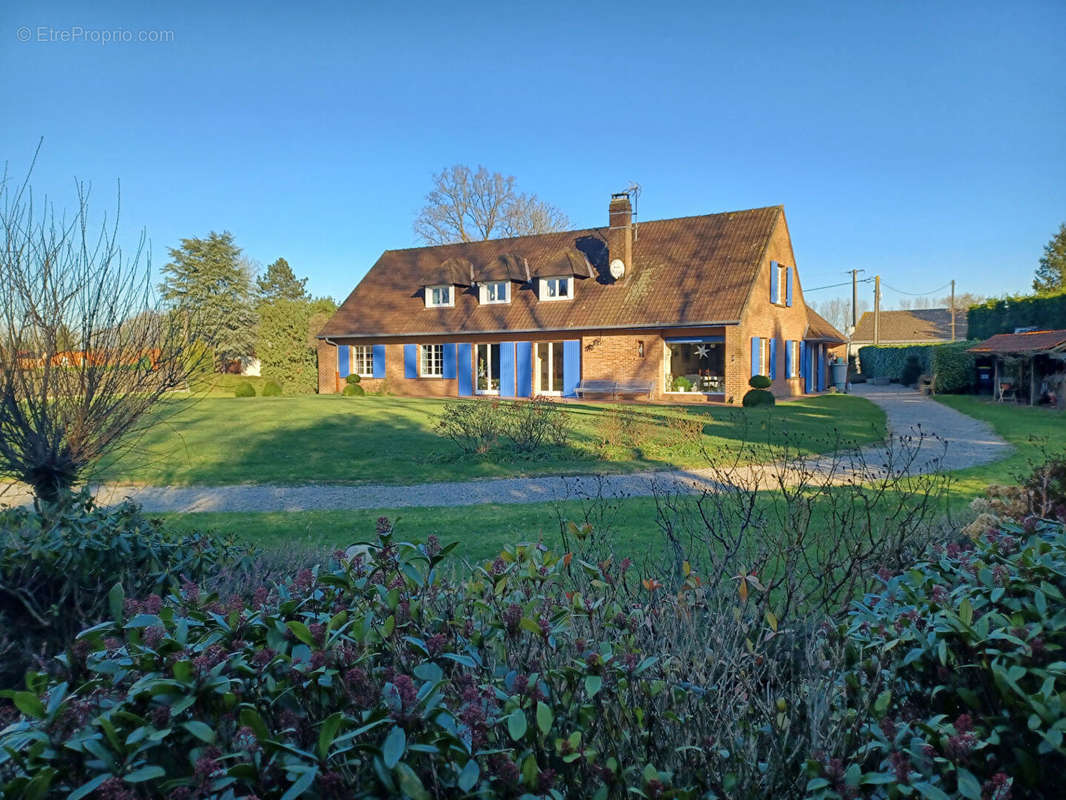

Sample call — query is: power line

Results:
[879,280,953,297]
[805,277,874,293]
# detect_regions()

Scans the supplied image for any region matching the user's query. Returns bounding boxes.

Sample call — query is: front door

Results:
[476,343,501,394]
[535,341,565,395]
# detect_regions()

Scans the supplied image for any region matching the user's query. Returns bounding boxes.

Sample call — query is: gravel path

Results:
[1,386,1011,513]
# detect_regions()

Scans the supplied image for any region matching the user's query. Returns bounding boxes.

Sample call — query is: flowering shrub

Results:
[807,520,1066,799]
[0,518,847,798]
[0,492,252,689]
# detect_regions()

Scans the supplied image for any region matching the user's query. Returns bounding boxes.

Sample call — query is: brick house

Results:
[316,195,845,404]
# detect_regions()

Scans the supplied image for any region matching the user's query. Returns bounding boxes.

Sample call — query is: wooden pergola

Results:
[969,329,1066,407]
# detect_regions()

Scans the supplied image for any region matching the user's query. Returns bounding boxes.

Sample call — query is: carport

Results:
[969,329,1066,408]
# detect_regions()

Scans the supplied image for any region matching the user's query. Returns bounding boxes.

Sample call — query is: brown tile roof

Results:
[852,309,966,343]
[805,307,847,343]
[319,206,783,338]
[968,329,1066,354]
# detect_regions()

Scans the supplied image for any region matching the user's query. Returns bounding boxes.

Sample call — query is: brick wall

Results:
[580,333,664,399]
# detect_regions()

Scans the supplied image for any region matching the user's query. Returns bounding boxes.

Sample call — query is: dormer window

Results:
[480,281,510,304]
[425,285,454,308]
[540,277,573,301]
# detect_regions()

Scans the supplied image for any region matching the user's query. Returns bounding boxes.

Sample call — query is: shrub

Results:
[0,493,252,688]
[261,380,283,396]
[435,398,502,453]
[671,375,694,392]
[900,354,923,386]
[501,396,570,454]
[742,388,775,407]
[931,340,977,393]
[0,521,848,799]
[342,383,365,396]
[346,373,362,384]
[436,398,569,457]
[749,374,772,389]
[809,520,1066,799]
[969,289,1066,340]
[234,381,256,397]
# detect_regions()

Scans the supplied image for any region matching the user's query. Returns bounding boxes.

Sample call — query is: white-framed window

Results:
[535,341,565,394]
[776,264,788,304]
[788,340,800,378]
[540,277,573,301]
[352,345,374,377]
[480,281,509,304]
[420,344,443,377]
[476,343,501,393]
[425,285,453,308]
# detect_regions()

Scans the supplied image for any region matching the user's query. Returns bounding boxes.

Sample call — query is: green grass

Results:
[160,394,1064,565]
[95,394,885,487]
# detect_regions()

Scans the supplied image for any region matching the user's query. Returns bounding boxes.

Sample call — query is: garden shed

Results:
[968,329,1066,408]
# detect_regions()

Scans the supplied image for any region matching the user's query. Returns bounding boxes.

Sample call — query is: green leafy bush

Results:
[0,493,252,688]
[234,381,256,398]
[671,375,693,392]
[346,373,362,384]
[749,374,772,389]
[900,354,923,386]
[969,290,1066,340]
[931,341,977,393]
[742,388,775,407]
[0,521,850,799]
[342,383,366,396]
[261,380,283,396]
[808,521,1066,799]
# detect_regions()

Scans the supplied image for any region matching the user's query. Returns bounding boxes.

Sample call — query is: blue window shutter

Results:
[784,340,792,379]
[769,338,777,380]
[769,261,778,304]
[372,345,385,379]
[457,343,472,396]
[806,344,815,393]
[750,337,760,377]
[563,340,581,398]
[403,344,417,379]
[499,342,516,397]
[516,342,533,397]
[785,267,793,307]
[442,343,457,379]
[817,345,826,391]
[337,346,350,379]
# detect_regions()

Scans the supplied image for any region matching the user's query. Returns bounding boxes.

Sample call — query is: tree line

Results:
[159,232,336,392]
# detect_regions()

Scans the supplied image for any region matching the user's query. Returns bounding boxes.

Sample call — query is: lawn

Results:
[94,393,885,487]
[160,394,1064,566]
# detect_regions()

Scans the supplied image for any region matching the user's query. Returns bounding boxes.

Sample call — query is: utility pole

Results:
[950,279,956,342]
[873,275,881,345]
[849,269,865,329]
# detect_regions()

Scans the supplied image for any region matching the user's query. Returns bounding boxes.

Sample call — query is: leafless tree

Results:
[815,296,868,332]
[0,153,209,504]
[413,165,570,244]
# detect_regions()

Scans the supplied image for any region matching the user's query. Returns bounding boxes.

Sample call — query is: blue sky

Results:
[2,0,1063,309]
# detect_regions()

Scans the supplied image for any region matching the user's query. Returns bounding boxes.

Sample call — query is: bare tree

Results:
[413,165,570,244]
[0,154,209,504]
[814,296,868,332]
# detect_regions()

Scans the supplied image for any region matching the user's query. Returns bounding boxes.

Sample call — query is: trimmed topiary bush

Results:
[342,383,365,396]
[749,374,772,389]
[346,373,362,384]
[261,380,282,396]
[931,341,977,393]
[900,354,923,386]
[234,381,256,398]
[742,388,775,407]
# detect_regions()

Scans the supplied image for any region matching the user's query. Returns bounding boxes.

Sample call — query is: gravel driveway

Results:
[1,385,1011,513]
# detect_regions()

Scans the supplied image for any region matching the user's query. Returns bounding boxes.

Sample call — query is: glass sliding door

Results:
[476,343,500,394]
[535,341,565,395]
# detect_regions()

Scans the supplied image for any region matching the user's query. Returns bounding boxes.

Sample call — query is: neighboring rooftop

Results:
[319,206,786,338]
[968,329,1066,355]
[852,308,967,343]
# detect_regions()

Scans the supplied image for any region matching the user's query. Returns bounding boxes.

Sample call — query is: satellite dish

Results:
[609,258,626,279]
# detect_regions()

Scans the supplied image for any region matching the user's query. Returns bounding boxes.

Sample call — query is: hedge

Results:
[857,341,977,392]
[968,290,1066,339]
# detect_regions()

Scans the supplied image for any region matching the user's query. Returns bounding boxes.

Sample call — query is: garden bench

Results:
[575,379,654,399]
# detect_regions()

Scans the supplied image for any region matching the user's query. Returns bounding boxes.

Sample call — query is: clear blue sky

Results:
[3,0,1063,309]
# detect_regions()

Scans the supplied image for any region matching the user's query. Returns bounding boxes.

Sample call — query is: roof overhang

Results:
[318,320,740,340]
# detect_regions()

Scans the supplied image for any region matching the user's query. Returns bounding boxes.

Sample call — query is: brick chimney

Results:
[608,193,632,278]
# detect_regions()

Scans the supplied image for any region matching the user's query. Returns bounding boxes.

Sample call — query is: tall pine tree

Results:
[256,257,309,303]
[1033,223,1066,295]
[159,231,257,369]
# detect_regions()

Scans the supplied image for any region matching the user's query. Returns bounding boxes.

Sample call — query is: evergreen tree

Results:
[256,257,309,302]
[1033,222,1066,295]
[159,231,257,368]
[257,295,336,393]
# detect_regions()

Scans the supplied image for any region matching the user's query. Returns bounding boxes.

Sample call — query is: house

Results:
[852,308,967,349]
[316,195,845,404]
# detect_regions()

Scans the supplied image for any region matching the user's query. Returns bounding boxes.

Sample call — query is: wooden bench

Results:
[575,379,654,399]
